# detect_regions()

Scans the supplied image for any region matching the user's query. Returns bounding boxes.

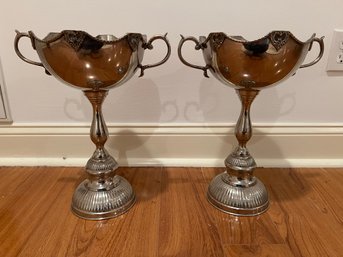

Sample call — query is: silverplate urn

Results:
[15,30,171,220]
[178,31,324,216]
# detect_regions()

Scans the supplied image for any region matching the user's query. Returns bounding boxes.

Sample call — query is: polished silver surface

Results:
[179,31,324,90]
[178,31,324,216]
[225,146,256,172]
[207,88,268,216]
[14,30,171,90]
[15,30,171,220]
[69,90,136,219]
[72,174,135,220]
[207,172,268,216]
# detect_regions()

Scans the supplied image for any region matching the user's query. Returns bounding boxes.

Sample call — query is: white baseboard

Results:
[1,123,343,167]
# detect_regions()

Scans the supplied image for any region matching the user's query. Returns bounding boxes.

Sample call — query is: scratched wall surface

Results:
[0,0,342,124]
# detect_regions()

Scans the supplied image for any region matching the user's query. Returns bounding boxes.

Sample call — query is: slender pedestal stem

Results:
[85,90,117,189]
[71,90,135,220]
[207,89,269,216]
[236,89,257,147]
[224,89,259,185]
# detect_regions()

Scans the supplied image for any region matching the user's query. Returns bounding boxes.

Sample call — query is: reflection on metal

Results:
[178,31,324,216]
[15,30,171,220]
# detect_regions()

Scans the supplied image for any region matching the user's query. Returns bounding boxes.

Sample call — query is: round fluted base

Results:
[71,175,135,220]
[207,172,269,216]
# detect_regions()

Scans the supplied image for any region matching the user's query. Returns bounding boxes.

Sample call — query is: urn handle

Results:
[14,30,44,68]
[300,36,324,69]
[178,35,211,78]
[139,34,171,77]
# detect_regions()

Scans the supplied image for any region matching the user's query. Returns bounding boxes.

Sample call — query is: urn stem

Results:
[224,89,259,182]
[71,90,135,220]
[83,90,118,184]
[207,88,268,216]
[235,89,259,147]
[84,90,109,149]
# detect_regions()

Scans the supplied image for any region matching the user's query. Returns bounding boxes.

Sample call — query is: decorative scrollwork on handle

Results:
[138,33,171,77]
[177,35,212,78]
[300,36,325,69]
[14,30,51,75]
[14,30,44,68]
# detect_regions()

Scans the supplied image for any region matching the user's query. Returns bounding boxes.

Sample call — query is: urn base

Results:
[207,172,269,216]
[71,175,136,220]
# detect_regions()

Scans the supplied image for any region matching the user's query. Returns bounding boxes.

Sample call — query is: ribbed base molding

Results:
[207,172,269,216]
[71,175,135,220]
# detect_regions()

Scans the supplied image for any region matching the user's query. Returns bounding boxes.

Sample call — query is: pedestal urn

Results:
[15,30,171,220]
[178,31,324,216]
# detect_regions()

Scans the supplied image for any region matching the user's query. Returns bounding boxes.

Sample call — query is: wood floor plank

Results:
[224,244,295,257]
[158,167,225,257]
[312,168,343,224]
[103,167,162,257]
[265,169,342,257]
[0,167,76,257]
[0,167,343,257]
[0,167,36,206]
[15,167,81,257]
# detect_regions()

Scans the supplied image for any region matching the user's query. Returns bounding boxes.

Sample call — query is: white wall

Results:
[1,0,343,125]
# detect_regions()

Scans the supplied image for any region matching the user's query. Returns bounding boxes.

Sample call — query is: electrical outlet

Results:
[327,29,343,71]
[337,53,343,64]
[340,41,343,50]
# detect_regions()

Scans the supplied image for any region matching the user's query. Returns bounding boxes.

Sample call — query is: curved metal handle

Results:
[139,34,171,77]
[178,35,211,78]
[14,30,43,67]
[300,37,324,69]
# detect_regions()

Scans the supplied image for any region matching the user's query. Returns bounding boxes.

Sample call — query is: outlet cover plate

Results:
[327,29,343,71]
[0,58,12,123]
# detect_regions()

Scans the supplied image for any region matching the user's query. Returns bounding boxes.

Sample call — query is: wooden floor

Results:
[0,167,343,257]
